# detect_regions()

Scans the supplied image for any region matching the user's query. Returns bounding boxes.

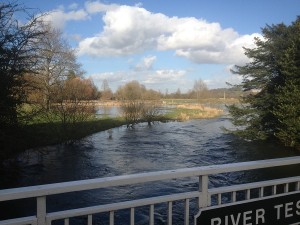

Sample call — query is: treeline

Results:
[99,79,242,101]
[163,87,242,99]
[101,80,240,127]
[0,2,98,130]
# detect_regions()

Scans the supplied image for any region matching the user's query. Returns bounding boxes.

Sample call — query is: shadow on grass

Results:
[0,113,190,160]
[0,118,126,160]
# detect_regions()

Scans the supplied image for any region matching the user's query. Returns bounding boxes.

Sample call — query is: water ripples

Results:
[1,118,300,223]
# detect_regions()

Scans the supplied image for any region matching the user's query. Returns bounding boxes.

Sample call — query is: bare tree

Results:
[193,79,208,101]
[117,81,161,127]
[141,102,160,126]
[100,79,113,100]
[22,23,98,125]
[50,77,97,125]
[33,24,81,110]
[116,80,145,100]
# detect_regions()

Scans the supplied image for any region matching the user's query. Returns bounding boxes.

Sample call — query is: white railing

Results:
[1,156,300,225]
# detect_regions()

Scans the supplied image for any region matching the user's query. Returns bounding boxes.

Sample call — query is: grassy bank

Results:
[164,104,223,121]
[163,98,239,105]
[0,117,127,160]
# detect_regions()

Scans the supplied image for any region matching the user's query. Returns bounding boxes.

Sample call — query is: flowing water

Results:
[1,116,300,224]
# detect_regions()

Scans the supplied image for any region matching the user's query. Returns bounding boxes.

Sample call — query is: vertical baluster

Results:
[199,175,209,208]
[149,204,154,225]
[297,181,300,191]
[217,194,221,205]
[37,196,46,225]
[284,183,289,193]
[64,218,69,225]
[208,193,211,206]
[130,208,135,225]
[184,199,190,225]
[272,185,277,195]
[259,187,264,198]
[168,202,172,225]
[110,211,114,225]
[231,192,236,203]
[246,189,250,200]
[88,215,92,225]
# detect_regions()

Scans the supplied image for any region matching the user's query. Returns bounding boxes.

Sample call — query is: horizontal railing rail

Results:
[0,216,37,225]
[1,156,300,225]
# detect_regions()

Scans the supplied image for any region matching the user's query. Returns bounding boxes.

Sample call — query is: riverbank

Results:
[0,100,227,160]
[0,117,127,160]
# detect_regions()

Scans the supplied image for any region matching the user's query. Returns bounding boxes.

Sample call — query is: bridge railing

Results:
[1,156,300,225]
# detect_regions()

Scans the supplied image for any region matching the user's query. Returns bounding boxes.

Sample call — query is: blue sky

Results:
[20,0,299,92]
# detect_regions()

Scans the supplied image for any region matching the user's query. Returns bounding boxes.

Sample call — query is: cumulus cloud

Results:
[90,71,126,83]
[85,1,119,14]
[134,55,157,71]
[42,7,89,29]
[77,5,169,56]
[90,69,187,92]
[42,1,261,65]
[76,2,262,65]
[144,70,186,84]
[89,54,187,91]
[175,33,260,64]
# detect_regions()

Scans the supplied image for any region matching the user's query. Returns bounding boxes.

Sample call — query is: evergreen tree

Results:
[227,17,300,149]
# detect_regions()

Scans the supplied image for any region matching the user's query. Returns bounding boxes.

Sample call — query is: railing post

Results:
[199,175,209,208]
[37,196,46,225]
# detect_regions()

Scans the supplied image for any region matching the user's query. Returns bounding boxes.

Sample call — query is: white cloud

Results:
[90,69,186,85]
[42,8,89,29]
[78,5,168,56]
[135,2,143,7]
[88,55,187,92]
[41,1,261,65]
[90,71,125,83]
[77,2,262,65]
[69,34,83,42]
[204,65,243,89]
[85,1,119,14]
[157,18,235,51]
[134,56,157,71]
[175,33,261,64]
[68,3,79,10]
[144,70,186,84]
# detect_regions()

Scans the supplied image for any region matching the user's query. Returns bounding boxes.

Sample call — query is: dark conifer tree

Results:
[227,17,300,149]
[0,2,45,128]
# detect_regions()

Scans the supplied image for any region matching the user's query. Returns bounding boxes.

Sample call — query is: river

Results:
[1,116,300,224]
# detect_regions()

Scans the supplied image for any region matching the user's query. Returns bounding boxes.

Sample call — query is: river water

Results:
[1,116,300,224]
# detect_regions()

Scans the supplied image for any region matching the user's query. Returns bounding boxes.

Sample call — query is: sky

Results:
[18,0,299,92]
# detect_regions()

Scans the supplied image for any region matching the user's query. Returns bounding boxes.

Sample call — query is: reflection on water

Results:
[96,106,121,118]
[1,117,300,223]
[95,105,174,118]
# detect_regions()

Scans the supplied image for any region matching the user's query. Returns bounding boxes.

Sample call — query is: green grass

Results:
[162,107,223,121]
[163,99,199,105]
